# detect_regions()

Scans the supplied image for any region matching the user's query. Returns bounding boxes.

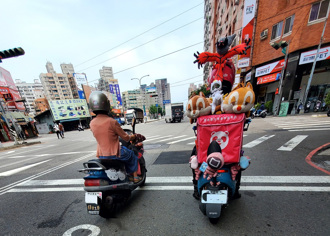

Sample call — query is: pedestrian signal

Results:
[0,47,25,62]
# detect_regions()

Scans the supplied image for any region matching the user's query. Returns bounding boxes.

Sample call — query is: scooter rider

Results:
[257,102,265,115]
[89,91,143,183]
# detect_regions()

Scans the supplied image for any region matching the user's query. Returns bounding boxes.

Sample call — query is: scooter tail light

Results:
[217,169,228,173]
[84,179,108,186]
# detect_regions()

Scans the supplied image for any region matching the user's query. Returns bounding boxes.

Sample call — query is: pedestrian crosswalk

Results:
[268,117,330,132]
[145,133,313,152]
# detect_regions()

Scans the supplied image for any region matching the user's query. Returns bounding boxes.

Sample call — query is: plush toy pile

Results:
[186,33,255,123]
[187,34,255,186]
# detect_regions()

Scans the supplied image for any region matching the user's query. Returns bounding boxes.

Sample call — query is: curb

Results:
[0,141,42,152]
[305,143,330,175]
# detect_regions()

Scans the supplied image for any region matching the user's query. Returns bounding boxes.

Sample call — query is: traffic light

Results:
[0,47,25,62]
[270,41,288,51]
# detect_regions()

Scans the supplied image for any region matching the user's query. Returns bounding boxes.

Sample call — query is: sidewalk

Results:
[0,133,54,151]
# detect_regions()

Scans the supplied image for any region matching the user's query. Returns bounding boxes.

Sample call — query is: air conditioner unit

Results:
[260,29,268,40]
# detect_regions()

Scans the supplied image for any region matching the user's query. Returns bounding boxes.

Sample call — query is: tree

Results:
[149,105,163,118]
[189,84,210,99]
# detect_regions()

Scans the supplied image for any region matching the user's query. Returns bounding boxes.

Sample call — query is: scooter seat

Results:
[92,158,126,169]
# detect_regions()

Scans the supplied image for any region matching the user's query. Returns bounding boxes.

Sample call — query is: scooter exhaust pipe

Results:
[105,195,114,206]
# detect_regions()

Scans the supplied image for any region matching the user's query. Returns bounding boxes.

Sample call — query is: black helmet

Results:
[89,91,110,113]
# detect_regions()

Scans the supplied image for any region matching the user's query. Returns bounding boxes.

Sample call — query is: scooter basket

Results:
[197,113,245,164]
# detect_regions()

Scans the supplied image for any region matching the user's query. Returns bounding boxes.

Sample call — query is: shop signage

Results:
[49,99,91,121]
[237,58,250,68]
[240,0,256,60]
[73,73,87,90]
[299,46,330,65]
[257,73,281,85]
[255,59,285,77]
[245,71,251,82]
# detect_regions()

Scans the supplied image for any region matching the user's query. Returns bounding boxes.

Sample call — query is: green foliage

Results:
[189,84,210,98]
[265,100,273,112]
[254,103,261,110]
[149,105,163,115]
[325,92,330,106]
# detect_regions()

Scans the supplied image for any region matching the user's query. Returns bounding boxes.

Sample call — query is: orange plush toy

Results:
[221,82,255,117]
[186,92,212,124]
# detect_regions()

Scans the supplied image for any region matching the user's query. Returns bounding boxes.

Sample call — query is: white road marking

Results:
[6,151,15,154]
[17,176,330,186]
[7,151,95,159]
[187,142,195,145]
[146,135,161,139]
[243,135,275,148]
[0,160,51,177]
[289,128,330,132]
[8,186,330,192]
[273,121,330,126]
[154,135,187,143]
[63,224,100,236]
[0,152,95,195]
[282,125,330,129]
[0,145,56,159]
[277,135,308,151]
[167,136,196,144]
[143,135,173,142]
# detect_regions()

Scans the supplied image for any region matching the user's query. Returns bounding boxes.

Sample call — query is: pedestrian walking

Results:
[54,123,63,139]
[59,123,65,138]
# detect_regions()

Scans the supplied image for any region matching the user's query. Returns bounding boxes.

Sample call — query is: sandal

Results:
[133,176,142,183]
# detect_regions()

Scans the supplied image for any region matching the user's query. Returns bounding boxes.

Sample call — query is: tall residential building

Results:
[61,63,79,99]
[203,0,244,82]
[15,79,44,115]
[39,62,74,100]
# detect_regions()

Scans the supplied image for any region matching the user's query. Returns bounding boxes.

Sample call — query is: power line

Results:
[171,79,202,87]
[86,41,203,84]
[77,17,203,73]
[75,2,203,67]
[170,74,203,85]
[113,42,203,75]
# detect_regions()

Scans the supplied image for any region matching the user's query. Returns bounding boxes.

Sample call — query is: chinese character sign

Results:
[114,84,123,105]
[49,99,91,121]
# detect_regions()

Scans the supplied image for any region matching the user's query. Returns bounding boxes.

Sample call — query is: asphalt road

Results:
[0,115,329,236]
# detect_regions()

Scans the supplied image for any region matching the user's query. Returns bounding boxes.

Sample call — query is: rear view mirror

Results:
[132,113,136,134]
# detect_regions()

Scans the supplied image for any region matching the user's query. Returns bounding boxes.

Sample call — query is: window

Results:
[283,15,295,35]
[271,21,283,40]
[309,0,330,22]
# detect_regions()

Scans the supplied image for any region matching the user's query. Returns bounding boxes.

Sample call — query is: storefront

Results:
[254,59,285,103]
[296,45,330,111]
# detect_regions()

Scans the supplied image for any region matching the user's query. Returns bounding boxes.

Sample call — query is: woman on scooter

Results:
[89,91,143,183]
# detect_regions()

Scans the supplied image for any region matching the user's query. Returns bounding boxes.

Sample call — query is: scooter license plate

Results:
[201,189,228,204]
[85,192,102,215]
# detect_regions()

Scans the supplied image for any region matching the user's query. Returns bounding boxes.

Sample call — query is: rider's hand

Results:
[203,166,218,180]
[135,133,146,142]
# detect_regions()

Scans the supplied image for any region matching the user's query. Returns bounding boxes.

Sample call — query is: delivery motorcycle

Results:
[78,117,147,218]
[191,114,251,224]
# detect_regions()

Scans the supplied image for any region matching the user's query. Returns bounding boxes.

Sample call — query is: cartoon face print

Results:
[105,168,118,181]
[210,131,229,150]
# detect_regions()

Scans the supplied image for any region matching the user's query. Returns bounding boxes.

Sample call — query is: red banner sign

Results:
[257,73,281,85]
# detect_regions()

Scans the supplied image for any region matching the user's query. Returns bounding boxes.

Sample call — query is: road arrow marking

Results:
[0,160,51,177]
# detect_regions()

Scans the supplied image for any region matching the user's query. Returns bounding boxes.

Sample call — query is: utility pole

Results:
[302,8,329,108]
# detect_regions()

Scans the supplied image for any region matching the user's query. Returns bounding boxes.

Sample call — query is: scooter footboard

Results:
[197,167,236,197]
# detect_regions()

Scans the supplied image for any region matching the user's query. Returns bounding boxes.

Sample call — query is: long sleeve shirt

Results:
[90,114,130,157]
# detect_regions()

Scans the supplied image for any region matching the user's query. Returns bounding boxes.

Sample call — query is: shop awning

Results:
[257,73,281,85]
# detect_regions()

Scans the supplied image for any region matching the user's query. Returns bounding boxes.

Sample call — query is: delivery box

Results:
[197,113,245,164]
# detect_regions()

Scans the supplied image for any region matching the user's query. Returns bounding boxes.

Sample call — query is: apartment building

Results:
[251,0,330,114]
[15,79,44,115]
[203,0,244,82]
[39,62,74,100]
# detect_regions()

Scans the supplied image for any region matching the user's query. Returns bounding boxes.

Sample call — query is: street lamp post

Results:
[131,75,150,114]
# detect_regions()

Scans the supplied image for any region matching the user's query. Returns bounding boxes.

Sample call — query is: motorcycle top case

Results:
[197,113,245,164]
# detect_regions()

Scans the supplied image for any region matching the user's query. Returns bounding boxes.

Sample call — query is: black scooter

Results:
[304,101,312,113]
[78,117,147,218]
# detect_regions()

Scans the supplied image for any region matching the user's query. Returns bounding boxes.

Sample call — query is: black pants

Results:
[56,131,63,139]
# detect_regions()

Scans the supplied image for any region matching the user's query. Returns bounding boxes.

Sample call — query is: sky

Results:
[0,0,205,105]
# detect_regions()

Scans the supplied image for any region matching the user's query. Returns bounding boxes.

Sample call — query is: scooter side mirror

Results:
[131,114,136,134]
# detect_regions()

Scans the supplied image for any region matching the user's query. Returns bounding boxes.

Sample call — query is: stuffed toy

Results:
[210,80,224,114]
[221,82,255,117]
[192,140,224,183]
[186,92,212,124]
[194,34,250,95]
